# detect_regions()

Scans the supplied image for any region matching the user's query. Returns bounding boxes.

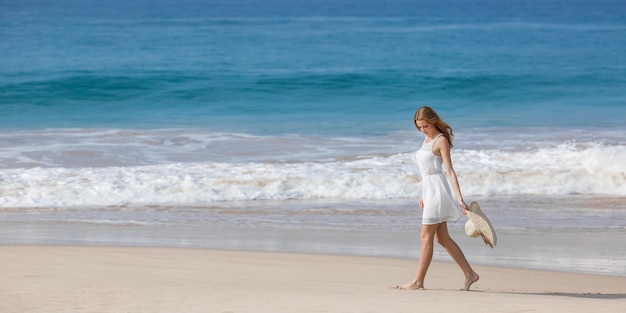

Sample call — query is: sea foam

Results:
[0,132,623,208]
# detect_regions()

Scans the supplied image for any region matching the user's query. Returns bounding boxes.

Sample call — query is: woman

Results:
[396,106,479,291]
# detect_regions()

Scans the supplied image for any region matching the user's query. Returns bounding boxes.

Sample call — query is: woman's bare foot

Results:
[394,281,425,290]
[463,272,480,291]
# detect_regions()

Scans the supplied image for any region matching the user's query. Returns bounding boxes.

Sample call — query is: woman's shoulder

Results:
[434,133,451,148]
[434,133,447,143]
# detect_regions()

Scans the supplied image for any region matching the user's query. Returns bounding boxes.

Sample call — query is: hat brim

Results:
[466,201,497,248]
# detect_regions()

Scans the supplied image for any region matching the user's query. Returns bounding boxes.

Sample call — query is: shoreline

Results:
[2,216,625,277]
[2,245,625,313]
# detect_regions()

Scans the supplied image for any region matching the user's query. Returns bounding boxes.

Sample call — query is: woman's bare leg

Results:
[396,224,439,290]
[435,222,480,290]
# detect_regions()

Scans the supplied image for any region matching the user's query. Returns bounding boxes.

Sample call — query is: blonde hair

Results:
[414,106,454,148]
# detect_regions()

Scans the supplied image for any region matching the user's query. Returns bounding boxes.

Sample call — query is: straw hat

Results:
[464,201,497,248]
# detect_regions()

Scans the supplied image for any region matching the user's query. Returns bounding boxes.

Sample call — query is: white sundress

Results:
[415,133,462,225]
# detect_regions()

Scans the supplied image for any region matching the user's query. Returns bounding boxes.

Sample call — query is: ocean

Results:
[1,0,625,276]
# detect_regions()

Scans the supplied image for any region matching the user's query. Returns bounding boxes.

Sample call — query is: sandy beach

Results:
[1,246,624,313]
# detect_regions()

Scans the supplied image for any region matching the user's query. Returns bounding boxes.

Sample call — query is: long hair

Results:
[414,106,454,148]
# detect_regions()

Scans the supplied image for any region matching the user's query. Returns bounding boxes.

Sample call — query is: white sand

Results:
[1,246,625,313]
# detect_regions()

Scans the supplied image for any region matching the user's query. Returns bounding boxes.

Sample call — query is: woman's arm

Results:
[435,136,467,213]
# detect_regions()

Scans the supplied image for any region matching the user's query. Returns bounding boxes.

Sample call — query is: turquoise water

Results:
[2,0,625,134]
